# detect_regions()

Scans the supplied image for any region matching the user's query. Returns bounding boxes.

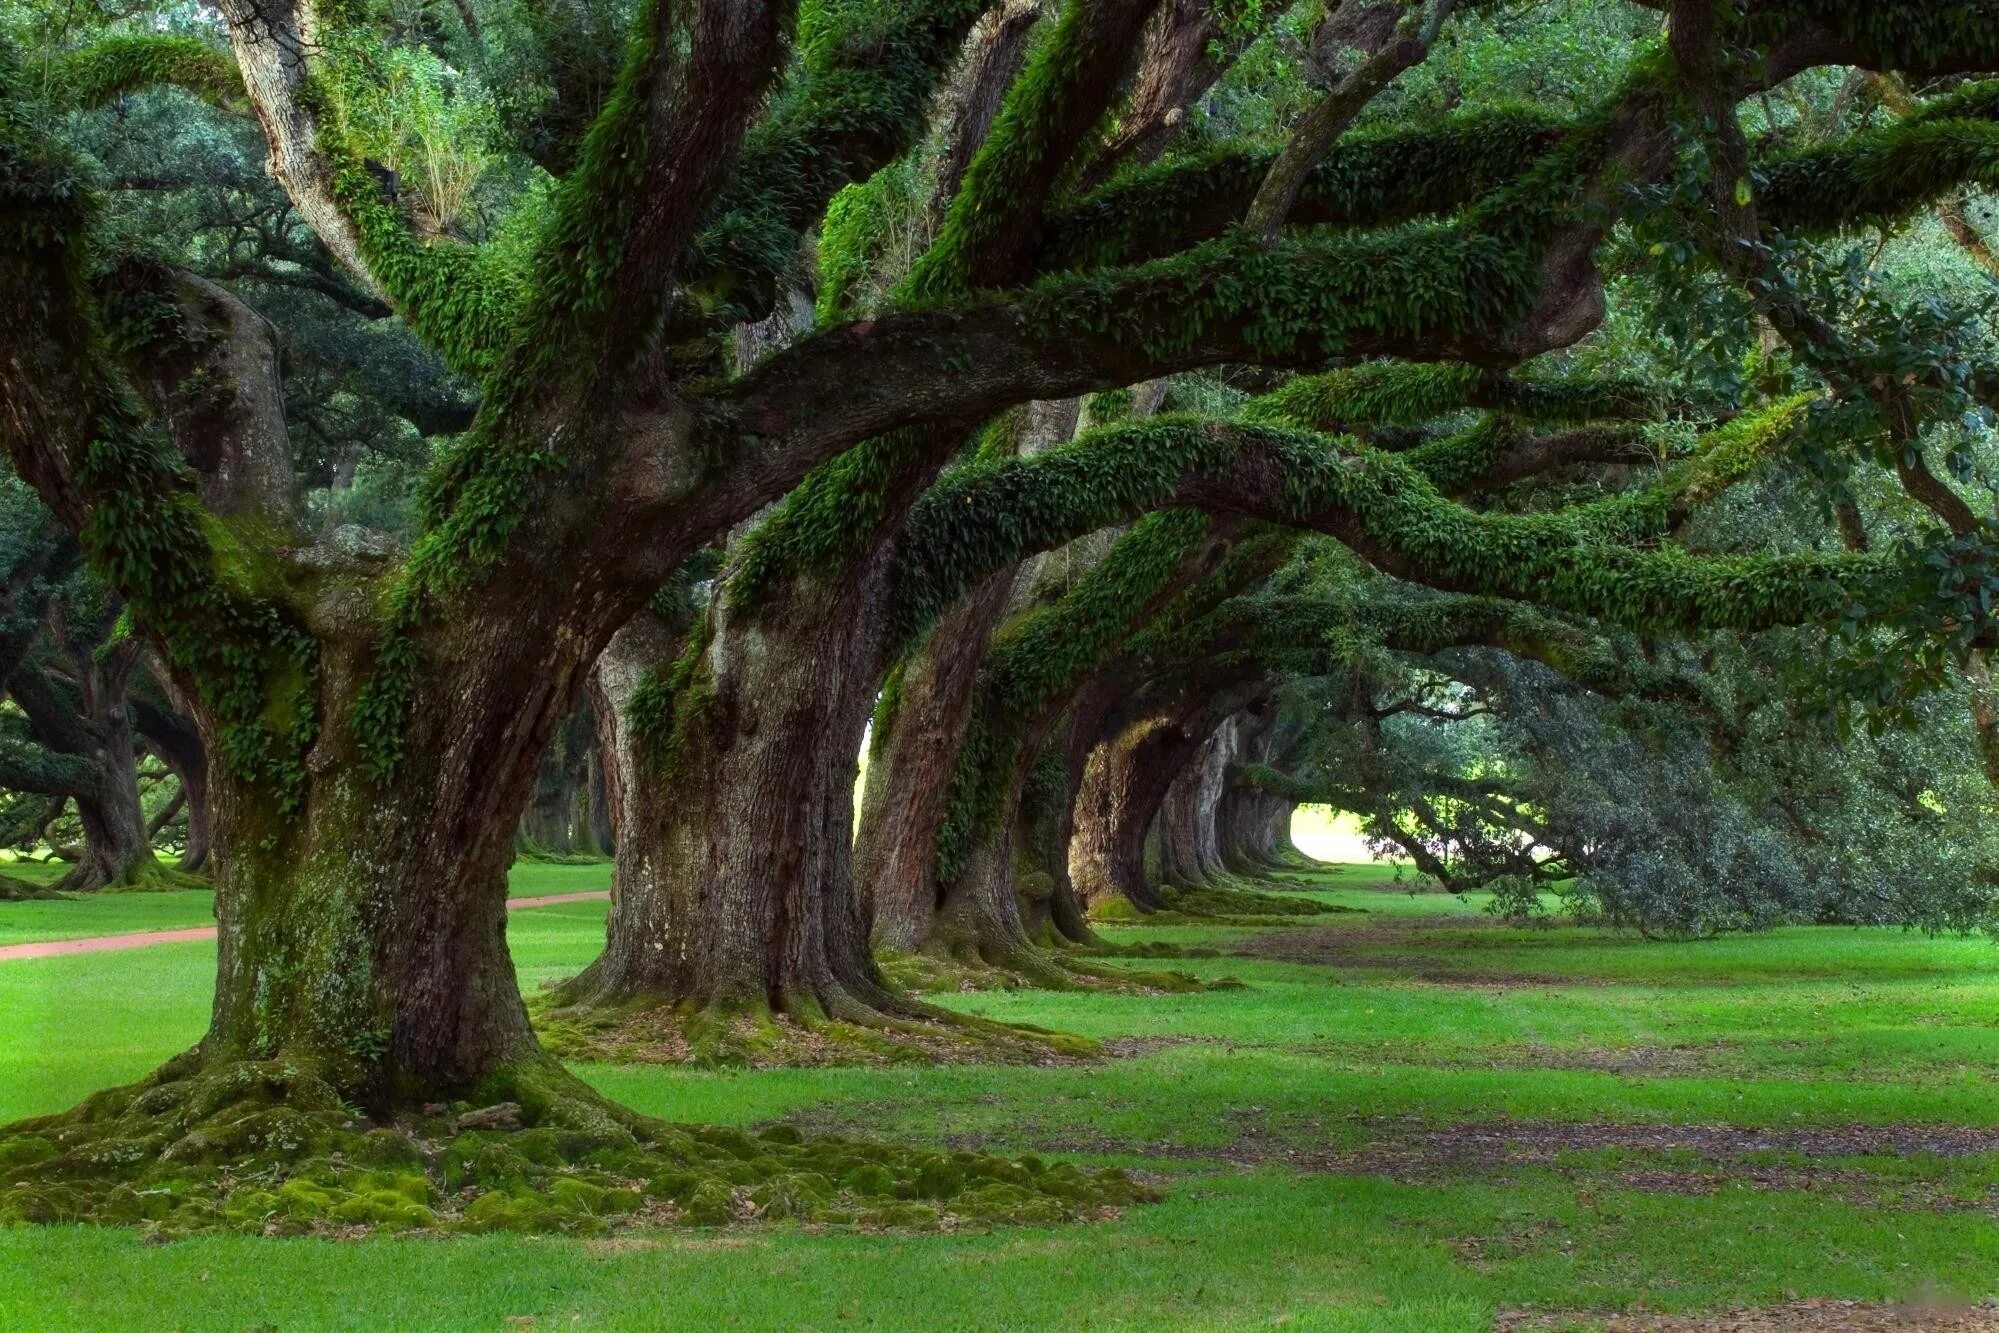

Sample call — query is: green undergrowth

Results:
[531,992,1104,1069]
[0,1052,1149,1239]
[84,860,210,895]
[510,845,612,867]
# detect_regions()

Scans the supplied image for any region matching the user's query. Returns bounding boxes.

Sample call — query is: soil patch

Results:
[1495,1299,1999,1331]
[1235,922,1638,986]
[863,1113,1999,1207]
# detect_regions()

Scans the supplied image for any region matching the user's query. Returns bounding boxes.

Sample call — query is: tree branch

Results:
[1244,0,1455,246]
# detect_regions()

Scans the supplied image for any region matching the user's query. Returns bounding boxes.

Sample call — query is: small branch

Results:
[1243,0,1455,247]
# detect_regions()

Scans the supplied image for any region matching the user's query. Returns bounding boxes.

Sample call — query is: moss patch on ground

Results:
[0,1052,1150,1238]
[1091,876,1366,925]
[532,993,1107,1068]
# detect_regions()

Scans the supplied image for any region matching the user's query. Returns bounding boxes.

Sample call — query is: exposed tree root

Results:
[533,993,1102,1067]
[0,1051,1152,1236]
[880,945,1220,998]
[1091,877,1362,926]
[61,858,209,895]
[0,871,63,901]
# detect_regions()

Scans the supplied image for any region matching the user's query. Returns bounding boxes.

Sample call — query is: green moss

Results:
[0,1055,1150,1236]
[679,0,991,330]
[66,305,320,815]
[901,0,1138,299]
[1032,105,1569,272]
[48,35,240,112]
[1757,88,1999,235]
[1246,362,1664,433]
[530,991,1104,1069]
[895,398,1844,649]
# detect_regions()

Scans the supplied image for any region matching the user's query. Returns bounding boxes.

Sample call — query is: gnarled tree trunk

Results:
[9,629,163,893]
[857,568,1021,953]
[558,563,910,1021]
[1154,713,1237,888]
[132,673,211,874]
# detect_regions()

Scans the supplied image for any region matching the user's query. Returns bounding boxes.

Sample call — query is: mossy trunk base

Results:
[1089,878,1355,924]
[534,993,1102,1067]
[0,1049,1150,1235]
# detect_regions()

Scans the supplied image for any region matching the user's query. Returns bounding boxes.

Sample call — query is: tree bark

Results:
[1072,679,1268,911]
[560,557,914,1020]
[857,568,1020,952]
[8,624,162,893]
[1154,713,1238,887]
[132,677,212,874]
[1218,708,1302,873]
[189,627,564,1105]
[857,399,1086,952]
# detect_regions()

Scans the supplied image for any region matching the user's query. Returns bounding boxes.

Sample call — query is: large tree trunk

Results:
[856,400,1087,952]
[857,569,1021,953]
[1014,738,1096,945]
[1071,716,1180,913]
[9,635,165,893]
[1217,709,1304,874]
[559,570,907,1021]
[133,676,212,874]
[194,627,579,1103]
[63,722,155,892]
[1154,714,1236,889]
[1071,682,1268,912]
[1219,783,1298,872]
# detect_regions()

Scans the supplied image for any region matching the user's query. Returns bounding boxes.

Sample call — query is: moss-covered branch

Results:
[46,35,241,111]
[669,0,993,329]
[890,397,1846,642]
[0,91,319,813]
[904,0,1163,299]
[1244,361,1665,432]
[1757,81,1999,234]
[1030,106,1569,273]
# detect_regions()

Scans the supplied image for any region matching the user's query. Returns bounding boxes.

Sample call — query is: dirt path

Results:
[0,890,610,962]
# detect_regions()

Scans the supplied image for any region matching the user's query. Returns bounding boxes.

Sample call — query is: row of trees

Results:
[2,0,1998,1231]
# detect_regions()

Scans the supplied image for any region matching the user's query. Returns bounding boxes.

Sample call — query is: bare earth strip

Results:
[1495,1297,1999,1330]
[0,890,610,962]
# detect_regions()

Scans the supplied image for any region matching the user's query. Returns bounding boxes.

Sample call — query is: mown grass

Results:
[4,862,1999,1330]
[0,860,610,948]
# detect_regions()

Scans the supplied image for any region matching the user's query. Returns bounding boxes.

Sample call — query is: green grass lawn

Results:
[0,860,612,948]
[5,862,1999,1330]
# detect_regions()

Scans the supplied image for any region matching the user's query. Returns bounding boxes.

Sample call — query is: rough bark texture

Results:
[1218,707,1303,873]
[1155,712,1237,887]
[560,563,912,1019]
[132,675,213,873]
[927,0,1044,229]
[857,398,1084,952]
[193,626,571,1104]
[857,567,1020,952]
[1074,0,1241,192]
[8,626,160,893]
